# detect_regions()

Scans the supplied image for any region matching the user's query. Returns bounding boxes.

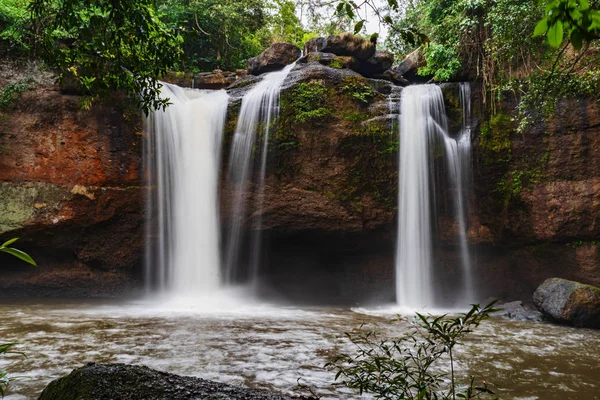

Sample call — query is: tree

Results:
[534,0,600,49]
[30,0,184,114]
[157,0,270,72]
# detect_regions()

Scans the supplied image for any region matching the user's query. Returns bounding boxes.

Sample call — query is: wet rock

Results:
[360,50,395,77]
[162,70,247,89]
[248,42,302,76]
[533,278,600,328]
[494,301,544,322]
[304,33,376,61]
[371,69,409,86]
[38,363,294,400]
[299,52,360,72]
[392,49,426,82]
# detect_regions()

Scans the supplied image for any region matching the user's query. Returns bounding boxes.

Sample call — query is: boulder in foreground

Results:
[533,278,600,328]
[38,363,294,400]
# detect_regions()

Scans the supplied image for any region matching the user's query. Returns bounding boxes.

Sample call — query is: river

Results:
[1,294,599,399]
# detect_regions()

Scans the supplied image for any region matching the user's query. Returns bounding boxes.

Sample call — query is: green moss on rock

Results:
[341,76,375,104]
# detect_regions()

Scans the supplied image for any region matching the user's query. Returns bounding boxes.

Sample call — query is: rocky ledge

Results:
[38,363,299,400]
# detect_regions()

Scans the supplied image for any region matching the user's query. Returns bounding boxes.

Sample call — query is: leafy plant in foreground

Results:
[0,238,36,266]
[0,343,26,398]
[327,301,500,400]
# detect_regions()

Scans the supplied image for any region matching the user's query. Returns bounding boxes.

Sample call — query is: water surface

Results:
[1,297,599,399]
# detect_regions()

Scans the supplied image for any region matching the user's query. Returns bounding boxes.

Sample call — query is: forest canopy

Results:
[1,0,598,120]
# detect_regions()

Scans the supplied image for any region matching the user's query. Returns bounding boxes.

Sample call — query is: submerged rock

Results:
[248,42,302,76]
[494,300,544,322]
[533,278,600,328]
[38,363,294,400]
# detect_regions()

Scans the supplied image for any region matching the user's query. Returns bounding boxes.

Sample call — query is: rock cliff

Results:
[1,52,598,303]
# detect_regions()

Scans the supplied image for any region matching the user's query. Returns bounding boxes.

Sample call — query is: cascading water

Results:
[442,83,474,304]
[396,85,442,308]
[395,84,474,309]
[145,83,229,296]
[224,62,296,285]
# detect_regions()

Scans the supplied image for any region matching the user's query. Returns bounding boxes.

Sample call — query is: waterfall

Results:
[442,83,474,305]
[396,85,443,308]
[224,62,296,285]
[395,84,474,309]
[145,83,229,296]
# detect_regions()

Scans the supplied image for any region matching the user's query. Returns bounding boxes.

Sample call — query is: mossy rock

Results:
[533,278,600,328]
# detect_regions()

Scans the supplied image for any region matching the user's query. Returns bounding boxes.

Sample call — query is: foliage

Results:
[284,81,330,124]
[331,0,428,46]
[534,0,600,49]
[157,0,270,72]
[342,76,375,104]
[0,77,35,109]
[30,0,184,114]
[327,302,500,400]
[270,0,307,48]
[0,238,37,266]
[418,43,462,81]
[0,0,32,54]
[0,343,26,398]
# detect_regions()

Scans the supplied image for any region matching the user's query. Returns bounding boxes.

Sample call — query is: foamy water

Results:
[1,299,599,399]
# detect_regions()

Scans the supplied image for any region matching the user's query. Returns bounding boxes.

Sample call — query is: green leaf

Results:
[0,247,37,266]
[354,20,364,34]
[570,29,583,49]
[0,238,19,248]
[345,3,353,18]
[533,18,548,36]
[547,20,564,47]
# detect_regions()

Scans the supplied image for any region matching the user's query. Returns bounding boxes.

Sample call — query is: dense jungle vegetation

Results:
[0,0,598,121]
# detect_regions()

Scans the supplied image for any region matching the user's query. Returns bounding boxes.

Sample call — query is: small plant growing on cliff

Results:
[327,301,499,400]
[0,78,35,109]
[0,238,36,266]
[342,76,375,104]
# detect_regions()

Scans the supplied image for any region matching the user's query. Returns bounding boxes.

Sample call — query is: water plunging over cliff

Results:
[224,62,296,285]
[145,83,229,295]
[396,84,474,309]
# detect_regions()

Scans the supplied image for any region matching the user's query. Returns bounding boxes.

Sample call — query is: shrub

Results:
[327,301,500,400]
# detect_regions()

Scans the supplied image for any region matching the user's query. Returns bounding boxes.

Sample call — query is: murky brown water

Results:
[1,296,599,399]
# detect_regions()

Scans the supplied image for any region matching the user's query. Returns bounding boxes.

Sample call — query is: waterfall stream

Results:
[145,83,229,295]
[223,62,296,286]
[396,84,474,309]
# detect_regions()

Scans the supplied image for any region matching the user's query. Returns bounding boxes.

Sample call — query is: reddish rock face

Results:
[0,85,144,297]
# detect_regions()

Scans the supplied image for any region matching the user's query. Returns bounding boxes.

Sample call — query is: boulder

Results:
[533,278,600,328]
[359,50,395,77]
[371,69,409,86]
[299,52,360,72]
[248,42,302,76]
[304,33,376,61]
[38,363,294,400]
[162,69,247,89]
[392,48,426,81]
